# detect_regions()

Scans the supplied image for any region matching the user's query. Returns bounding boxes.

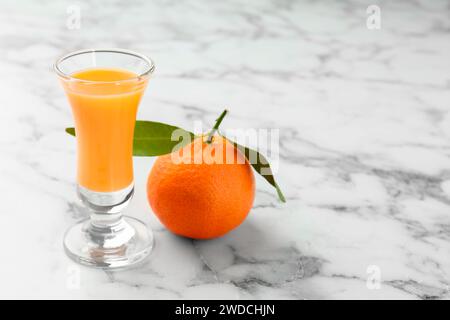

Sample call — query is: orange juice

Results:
[62,68,148,192]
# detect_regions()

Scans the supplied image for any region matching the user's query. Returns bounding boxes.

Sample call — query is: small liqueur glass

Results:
[54,49,155,269]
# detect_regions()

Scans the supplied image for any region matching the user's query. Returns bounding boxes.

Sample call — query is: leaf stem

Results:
[206,109,228,143]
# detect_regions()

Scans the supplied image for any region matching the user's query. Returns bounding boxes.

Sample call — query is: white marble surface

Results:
[0,0,449,299]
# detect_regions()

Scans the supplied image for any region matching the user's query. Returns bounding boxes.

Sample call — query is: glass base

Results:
[63,216,154,269]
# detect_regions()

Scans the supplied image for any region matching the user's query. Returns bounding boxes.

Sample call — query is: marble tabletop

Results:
[0,0,449,299]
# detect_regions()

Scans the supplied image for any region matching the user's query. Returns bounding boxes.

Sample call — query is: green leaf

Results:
[133,121,195,156]
[65,121,195,157]
[65,127,75,136]
[228,139,286,203]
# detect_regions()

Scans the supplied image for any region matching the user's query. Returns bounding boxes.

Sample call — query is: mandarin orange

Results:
[147,136,255,239]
